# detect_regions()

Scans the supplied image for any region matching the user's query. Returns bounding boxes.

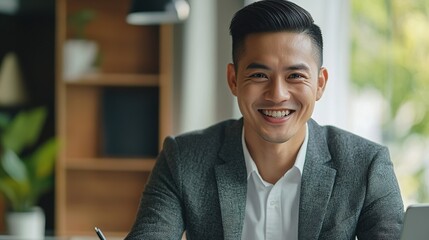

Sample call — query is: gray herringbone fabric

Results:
[125,118,404,240]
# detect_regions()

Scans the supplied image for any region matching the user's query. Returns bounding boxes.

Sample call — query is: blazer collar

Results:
[298,119,337,239]
[215,119,247,240]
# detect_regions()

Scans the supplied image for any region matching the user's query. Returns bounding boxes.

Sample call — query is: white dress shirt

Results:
[241,125,308,240]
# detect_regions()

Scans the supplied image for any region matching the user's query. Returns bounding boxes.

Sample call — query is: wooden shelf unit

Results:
[55,0,173,237]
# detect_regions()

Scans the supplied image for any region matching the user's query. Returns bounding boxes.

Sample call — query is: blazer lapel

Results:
[215,119,247,240]
[298,119,337,240]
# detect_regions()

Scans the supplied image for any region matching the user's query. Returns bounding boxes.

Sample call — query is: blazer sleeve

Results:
[125,137,185,240]
[356,146,404,240]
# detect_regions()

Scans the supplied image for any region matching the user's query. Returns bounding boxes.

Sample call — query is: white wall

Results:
[178,0,217,133]
[173,0,243,134]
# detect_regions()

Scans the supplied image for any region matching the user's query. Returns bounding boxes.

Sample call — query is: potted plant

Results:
[0,107,57,238]
[63,8,99,80]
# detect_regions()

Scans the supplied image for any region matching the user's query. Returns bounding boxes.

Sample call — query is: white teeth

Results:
[262,110,291,118]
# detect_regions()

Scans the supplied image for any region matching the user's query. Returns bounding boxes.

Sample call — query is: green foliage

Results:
[68,9,97,39]
[351,0,429,131]
[0,107,57,212]
[351,0,429,203]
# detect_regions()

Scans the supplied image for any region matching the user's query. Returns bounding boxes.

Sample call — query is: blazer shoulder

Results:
[171,118,240,145]
[161,119,242,164]
[327,126,384,151]
[310,119,385,151]
[308,119,389,168]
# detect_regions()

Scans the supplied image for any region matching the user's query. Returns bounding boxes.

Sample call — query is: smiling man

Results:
[125,1,404,239]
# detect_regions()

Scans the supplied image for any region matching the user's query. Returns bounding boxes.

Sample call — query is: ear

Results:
[227,63,238,96]
[316,67,328,101]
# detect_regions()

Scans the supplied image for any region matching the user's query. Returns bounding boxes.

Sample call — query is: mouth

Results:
[259,109,294,118]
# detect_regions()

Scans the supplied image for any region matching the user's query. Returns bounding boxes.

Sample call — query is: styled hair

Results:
[229,0,323,67]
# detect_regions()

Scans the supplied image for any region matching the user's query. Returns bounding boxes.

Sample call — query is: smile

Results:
[260,109,293,118]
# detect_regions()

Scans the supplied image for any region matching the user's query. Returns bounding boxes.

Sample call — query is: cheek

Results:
[291,85,318,103]
[238,84,263,101]
[236,84,261,109]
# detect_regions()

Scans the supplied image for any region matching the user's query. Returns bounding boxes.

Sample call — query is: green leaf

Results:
[0,174,31,211]
[29,175,54,205]
[0,178,18,208]
[2,107,47,154]
[68,9,96,39]
[0,107,55,212]
[26,138,57,179]
[0,113,10,129]
[1,149,28,182]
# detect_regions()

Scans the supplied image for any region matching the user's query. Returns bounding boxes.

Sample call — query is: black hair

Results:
[229,0,323,67]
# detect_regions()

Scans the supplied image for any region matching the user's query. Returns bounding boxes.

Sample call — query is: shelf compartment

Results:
[64,85,160,159]
[64,170,149,236]
[66,0,160,74]
[65,85,101,159]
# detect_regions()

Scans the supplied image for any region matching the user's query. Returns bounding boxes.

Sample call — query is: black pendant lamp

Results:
[127,0,190,25]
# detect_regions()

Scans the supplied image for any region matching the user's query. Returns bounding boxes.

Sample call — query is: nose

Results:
[265,77,291,103]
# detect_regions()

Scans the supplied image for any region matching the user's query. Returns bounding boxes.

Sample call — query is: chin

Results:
[260,133,292,144]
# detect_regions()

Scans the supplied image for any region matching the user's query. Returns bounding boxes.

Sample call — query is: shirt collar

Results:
[242,124,309,180]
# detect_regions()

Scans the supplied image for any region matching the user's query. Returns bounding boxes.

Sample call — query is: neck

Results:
[245,126,306,184]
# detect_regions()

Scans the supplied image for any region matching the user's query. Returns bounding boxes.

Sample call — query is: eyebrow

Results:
[287,63,311,72]
[246,62,270,70]
[245,62,311,72]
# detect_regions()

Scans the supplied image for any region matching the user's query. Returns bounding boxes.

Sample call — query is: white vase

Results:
[63,39,98,80]
[6,206,45,239]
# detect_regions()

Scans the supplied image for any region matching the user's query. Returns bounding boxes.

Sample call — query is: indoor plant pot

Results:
[6,206,45,238]
[0,107,57,238]
[63,8,99,80]
[63,39,98,80]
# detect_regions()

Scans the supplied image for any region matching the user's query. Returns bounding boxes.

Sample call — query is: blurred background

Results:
[0,0,428,236]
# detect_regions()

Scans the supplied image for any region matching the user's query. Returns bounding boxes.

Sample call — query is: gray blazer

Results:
[125,118,404,240]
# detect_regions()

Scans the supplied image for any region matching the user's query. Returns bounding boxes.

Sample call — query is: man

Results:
[125,1,404,239]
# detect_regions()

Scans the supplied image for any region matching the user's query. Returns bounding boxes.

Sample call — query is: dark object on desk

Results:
[400,203,429,240]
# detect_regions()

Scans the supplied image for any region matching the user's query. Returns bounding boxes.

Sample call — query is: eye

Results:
[289,73,304,79]
[288,73,306,81]
[248,72,269,81]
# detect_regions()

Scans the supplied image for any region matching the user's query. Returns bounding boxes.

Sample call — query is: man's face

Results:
[227,31,328,145]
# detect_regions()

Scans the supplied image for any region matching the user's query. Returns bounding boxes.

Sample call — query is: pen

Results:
[95,227,107,240]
